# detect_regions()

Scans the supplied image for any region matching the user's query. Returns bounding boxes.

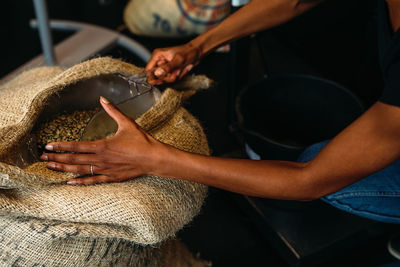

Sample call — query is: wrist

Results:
[189,30,218,58]
[148,142,180,177]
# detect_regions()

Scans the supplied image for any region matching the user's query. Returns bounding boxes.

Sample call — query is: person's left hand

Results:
[40,96,168,185]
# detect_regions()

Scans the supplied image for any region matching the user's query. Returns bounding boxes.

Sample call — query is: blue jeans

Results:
[298,140,400,224]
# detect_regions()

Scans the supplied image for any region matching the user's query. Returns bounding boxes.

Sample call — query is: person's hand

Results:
[145,42,202,85]
[40,96,168,185]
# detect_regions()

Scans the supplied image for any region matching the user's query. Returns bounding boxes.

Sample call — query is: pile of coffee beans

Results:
[35,109,98,152]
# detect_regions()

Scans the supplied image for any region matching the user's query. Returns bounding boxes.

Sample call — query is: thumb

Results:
[154,55,184,79]
[100,96,131,128]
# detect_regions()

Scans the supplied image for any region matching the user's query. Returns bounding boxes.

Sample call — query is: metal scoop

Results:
[80,72,159,141]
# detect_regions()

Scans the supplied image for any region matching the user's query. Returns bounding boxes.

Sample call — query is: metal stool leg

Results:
[33,0,56,65]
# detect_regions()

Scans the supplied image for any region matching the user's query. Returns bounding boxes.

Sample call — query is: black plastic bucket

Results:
[236,74,365,161]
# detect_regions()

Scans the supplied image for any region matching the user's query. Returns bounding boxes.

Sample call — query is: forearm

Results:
[304,102,400,198]
[155,147,311,199]
[190,0,321,56]
[153,102,400,200]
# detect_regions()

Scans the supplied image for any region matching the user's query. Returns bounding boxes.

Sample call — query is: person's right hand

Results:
[145,42,203,85]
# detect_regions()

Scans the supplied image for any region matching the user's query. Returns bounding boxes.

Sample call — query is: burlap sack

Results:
[0,215,211,267]
[0,57,210,245]
[123,0,230,38]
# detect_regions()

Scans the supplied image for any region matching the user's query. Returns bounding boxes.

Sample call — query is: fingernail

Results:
[155,68,165,77]
[67,180,77,185]
[100,96,109,104]
[187,64,194,72]
[45,144,53,151]
[47,162,56,169]
[176,70,181,77]
[40,154,48,161]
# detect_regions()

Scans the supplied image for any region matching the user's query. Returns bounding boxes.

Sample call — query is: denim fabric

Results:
[298,140,400,224]
[380,261,400,267]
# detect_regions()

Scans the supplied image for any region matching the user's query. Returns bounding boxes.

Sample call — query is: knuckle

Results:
[68,142,78,151]
[93,165,103,173]
[114,177,126,183]
[108,103,118,110]
[82,179,95,185]
[51,143,60,151]
[90,142,103,153]
[98,176,110,184]
[91,156,101,165]
[91,143,99,152]
[64,154,75,163]
[72,179,83,184]
[97,163,110,172]
[162,65,171,73]
[92,160,101,168]
[98,155,110,165]
[95,152,106,162]
[55,164,66,172]
[175,54,184,63]
[77,165,87,174]
[97,141,108,152]
[164,77,174,83]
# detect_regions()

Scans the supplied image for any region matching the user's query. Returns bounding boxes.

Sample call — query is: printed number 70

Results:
[153,13,171,33]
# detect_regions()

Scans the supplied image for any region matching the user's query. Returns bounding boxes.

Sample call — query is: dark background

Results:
[1,0,397,266]
[0,0,383,104]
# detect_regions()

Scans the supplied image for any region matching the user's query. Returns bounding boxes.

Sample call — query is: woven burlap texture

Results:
[0,216,211,267]
[0,57,209,245]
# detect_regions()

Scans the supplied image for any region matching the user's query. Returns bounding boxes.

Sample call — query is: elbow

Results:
[294,165,330,201]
